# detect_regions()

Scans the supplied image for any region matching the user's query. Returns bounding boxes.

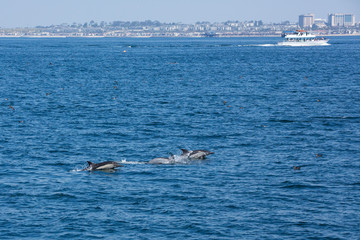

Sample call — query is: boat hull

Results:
[278,39,330,46]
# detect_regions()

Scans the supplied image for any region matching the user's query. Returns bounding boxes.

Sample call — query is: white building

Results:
[328,13,355,27]
[299,14,314,28]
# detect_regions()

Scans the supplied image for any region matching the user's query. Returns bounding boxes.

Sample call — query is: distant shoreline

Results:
[0,34,359,38]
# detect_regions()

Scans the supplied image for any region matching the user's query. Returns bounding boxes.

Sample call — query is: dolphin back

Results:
[83,161,122,171]
[81,161,94,171]
[188,150,214,159]
[94,161,123,170]
[149,158,172,164]
[180,149,191,156]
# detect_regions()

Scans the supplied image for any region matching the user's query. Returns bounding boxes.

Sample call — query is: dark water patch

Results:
[280,181,328,190]
[268,119,300,123]
[48,193,77,200]
[45,162,71,166]
[312,116,360,120]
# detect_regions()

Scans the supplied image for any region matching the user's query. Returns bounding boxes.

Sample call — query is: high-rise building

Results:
[299,14,314,28]
[328,13,355,27]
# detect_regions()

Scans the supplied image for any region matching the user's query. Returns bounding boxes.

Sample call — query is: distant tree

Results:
[100,21,106,27]
[144,20,152,26]
[130,21,140,27]
[112,21,122,27]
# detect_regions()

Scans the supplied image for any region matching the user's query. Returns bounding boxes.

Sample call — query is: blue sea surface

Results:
[0,37,360,239]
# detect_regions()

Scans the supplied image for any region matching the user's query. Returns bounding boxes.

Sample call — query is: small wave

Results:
[214,44,233,47]
[313,116,360,120]
[281,183,327,189]
[50,193,77,199]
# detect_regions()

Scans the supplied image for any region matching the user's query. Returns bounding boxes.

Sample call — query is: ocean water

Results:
[0,37,360,239]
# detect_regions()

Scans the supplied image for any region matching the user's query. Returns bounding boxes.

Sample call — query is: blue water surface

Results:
[0,37,360,239]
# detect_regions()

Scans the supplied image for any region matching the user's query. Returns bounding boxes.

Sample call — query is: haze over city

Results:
[1,0,359,28]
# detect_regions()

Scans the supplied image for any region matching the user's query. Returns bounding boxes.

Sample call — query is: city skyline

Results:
[0,0,359,28]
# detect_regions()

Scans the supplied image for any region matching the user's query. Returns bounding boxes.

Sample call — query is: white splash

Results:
[171,154,192,164]
[70,168,83,172]
[120,159,146,165]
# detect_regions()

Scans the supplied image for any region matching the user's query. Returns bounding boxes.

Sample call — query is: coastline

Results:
[0,34,359,38]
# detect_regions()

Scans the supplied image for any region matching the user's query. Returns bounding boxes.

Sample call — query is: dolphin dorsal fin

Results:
[87,161,93,166]
[181,149,190,154]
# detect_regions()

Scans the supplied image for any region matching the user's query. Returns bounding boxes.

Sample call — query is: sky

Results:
[0,0,359,28]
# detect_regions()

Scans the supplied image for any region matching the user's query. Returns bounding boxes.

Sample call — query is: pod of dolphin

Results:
[82,149,214,171]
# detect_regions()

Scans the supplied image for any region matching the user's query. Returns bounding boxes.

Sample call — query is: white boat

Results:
[278,30,330,46]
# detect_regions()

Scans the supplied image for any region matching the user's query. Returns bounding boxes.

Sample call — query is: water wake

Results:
[238,44,277,47]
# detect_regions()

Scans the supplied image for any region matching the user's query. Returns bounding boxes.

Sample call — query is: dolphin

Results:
[180,149,214,159]
[149,154,175,164]
[82,161,123,171]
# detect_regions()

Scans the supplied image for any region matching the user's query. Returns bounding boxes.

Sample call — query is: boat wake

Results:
[257,44,277,47]
[238,44,277,47]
